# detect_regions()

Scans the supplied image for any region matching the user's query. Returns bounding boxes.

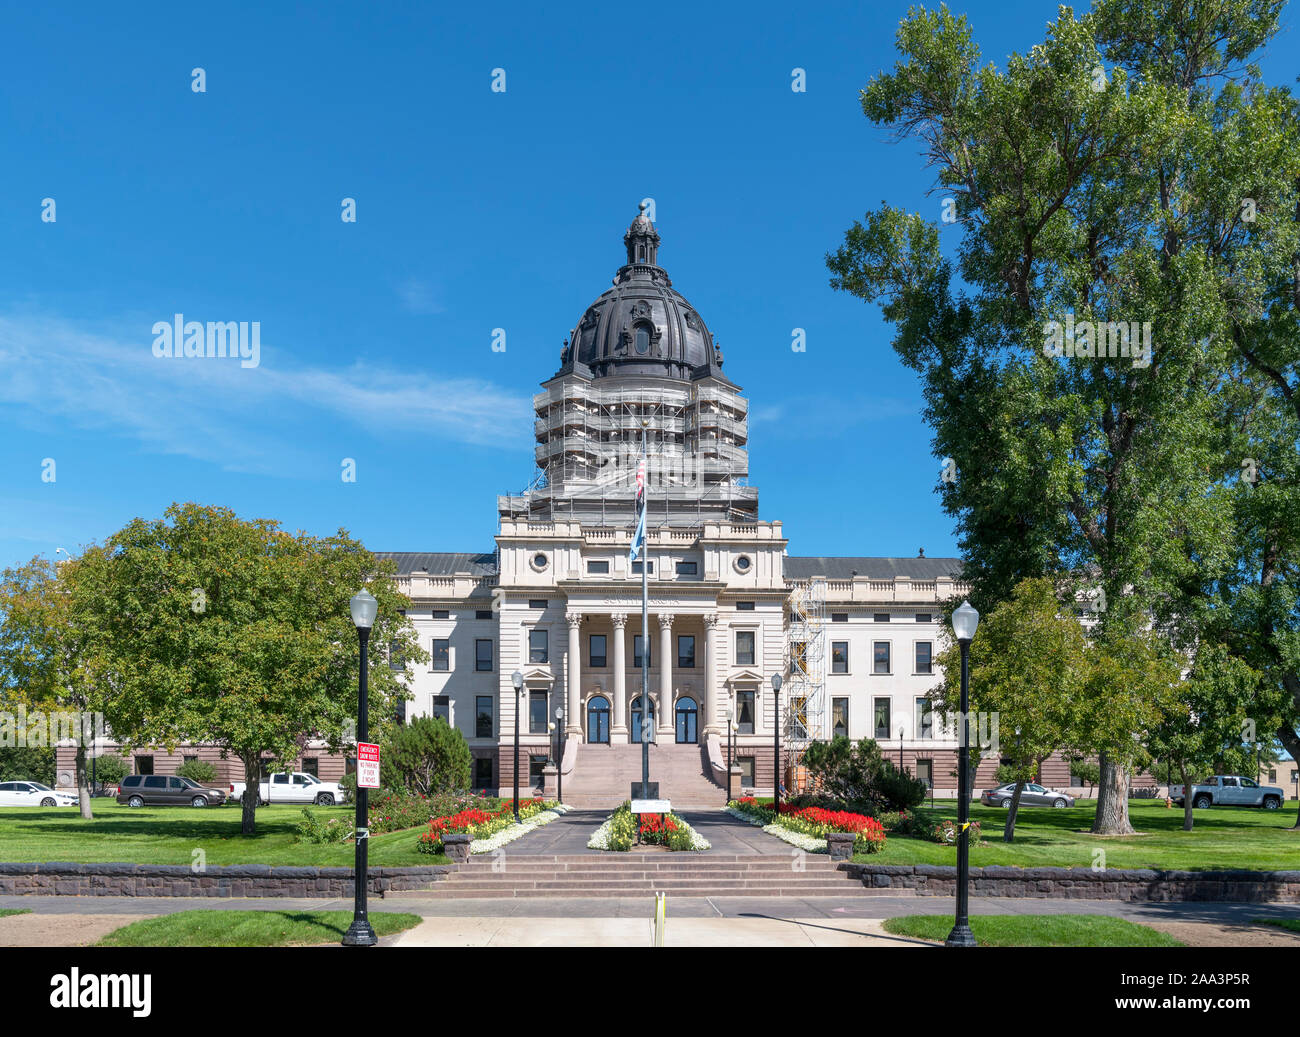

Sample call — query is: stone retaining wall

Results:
[0,862,455,898]
[842,863,1300,902]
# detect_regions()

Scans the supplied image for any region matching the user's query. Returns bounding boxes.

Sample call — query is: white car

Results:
[0,780,78,807]
[229,771,348,806]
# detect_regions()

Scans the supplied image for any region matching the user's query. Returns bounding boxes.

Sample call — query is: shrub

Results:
[875,762,928,812]
[295,807,353,844]
[380,715,472,797]
[87,753,130,787]
[931,818,982,846]
[175,759,218,784]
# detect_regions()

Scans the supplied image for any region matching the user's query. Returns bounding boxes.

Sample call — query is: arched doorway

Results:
[630,697,656,744]
[675,696,698,744]
[587,695,610,744]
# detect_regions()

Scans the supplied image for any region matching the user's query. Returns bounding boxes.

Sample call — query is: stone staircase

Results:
[562,742,725,809]
[404,853,901,899]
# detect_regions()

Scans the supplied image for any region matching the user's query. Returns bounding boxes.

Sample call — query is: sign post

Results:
[357,742,380,789]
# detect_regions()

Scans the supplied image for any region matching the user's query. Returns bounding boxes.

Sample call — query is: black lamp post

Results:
[945,599,980,949]
[342,588,379,948]
[724,705,733,805]
[511,670,523,822]
[771,673,782,813]
[555,705,565,804]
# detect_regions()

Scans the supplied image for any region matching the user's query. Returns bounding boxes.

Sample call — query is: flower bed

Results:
[728,798,886,854]
[415,798,559,854]
[468,805,568,854]
[587,802,711,852]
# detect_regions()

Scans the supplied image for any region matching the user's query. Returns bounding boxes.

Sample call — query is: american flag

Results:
[635,458,646,501]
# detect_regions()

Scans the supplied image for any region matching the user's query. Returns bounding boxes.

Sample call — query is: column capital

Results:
[610,612,628,629]
[565,610,583,628]
[657,612,674,631]
[703,612,720,629]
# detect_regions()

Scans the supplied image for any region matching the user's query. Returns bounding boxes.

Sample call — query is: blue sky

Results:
[3,0,1297,567]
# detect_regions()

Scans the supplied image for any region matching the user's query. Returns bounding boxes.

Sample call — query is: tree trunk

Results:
[74,740,93,820]
[1003,779,1025,842]
[1091,752,1134,835]
[1178,760,1194,832]
[239,752,261,836]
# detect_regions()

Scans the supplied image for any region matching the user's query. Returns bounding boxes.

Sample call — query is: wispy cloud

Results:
[395,278,446,315]
[0,313,531,474]
[750,395,919,433]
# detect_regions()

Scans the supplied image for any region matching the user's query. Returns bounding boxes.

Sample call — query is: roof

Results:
[784,556,963,581]
[373,551,497,576]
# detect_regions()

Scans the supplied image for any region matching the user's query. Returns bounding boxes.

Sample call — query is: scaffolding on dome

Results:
[499,380,758,527]
[784,577,827,794]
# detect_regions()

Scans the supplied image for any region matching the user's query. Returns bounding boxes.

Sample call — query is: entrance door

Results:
[587,696,610,744]
[675,696,698,744]
[630,698,656,743]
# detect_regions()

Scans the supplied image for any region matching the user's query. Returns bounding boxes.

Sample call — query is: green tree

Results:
[828,0,1299,833]
[74,502,426,835]
[88,752,130,788]
[174,758,219,784]
[380,715,472,797]
[0,747,56,785]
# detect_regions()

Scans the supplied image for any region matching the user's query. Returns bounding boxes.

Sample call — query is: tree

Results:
[932,578,1089,840]
[74,503,426,835]
[174,758,218,784]
[802,736,927,813]
[88,752,130,788]
[0,747,56,785]
[827,0,1299,833]
[0,557,106,818]
[380,715,472,797]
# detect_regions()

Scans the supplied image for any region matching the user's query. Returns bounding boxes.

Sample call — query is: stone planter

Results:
[442,833,473,863]
[826,832,856,861]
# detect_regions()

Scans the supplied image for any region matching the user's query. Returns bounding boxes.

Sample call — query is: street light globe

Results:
[548,721,555,733]
[349,589,378,630]
[770,673,782,693]
[511,670,524,691]
[555,706,564,720]
[952,600,980,643]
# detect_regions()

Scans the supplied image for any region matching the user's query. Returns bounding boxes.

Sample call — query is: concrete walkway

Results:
[502,806,793,855]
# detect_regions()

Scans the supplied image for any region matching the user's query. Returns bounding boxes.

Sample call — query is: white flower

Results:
[586,809,711,851]
[724,805,826,853]
[469,808,562,854]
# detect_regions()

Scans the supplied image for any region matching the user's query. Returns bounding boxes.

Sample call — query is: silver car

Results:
[981,782,1075,808]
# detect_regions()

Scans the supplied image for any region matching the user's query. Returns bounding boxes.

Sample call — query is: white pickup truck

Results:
[1169,774,1284,810]
[229,771,348,806]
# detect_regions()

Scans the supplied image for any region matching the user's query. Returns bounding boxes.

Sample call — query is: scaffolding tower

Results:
[785,577,827,792]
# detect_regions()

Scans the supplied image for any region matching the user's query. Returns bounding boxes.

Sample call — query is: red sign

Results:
[357,742,380,789]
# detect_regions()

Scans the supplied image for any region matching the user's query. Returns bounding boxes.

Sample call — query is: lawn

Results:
[0,908,31,917]
[0,802,449,867]
[96,910,422,946]
[1254,918,1300,934]
[848,801,1300,871]
[883,913,1184,947]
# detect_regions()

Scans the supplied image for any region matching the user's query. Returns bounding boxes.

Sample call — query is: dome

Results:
[555,205,731,383]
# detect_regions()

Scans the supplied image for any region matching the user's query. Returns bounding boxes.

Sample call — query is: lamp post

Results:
[342,588,378,947]
[898,725,905,772]
[511,670,523,822]
[771,673,783,813]
[555,705,565,804]
[724,705,733,805]
[945,600,980,949]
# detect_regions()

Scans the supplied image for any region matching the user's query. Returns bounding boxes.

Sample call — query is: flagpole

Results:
[640,420,650,799]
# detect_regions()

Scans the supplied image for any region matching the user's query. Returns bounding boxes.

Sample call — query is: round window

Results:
[531,552,548,571]
[735,555,752,573]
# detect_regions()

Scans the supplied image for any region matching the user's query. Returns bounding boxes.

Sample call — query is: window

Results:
[474,757,493,789]
[832,697,849,739]
[915,641,932,674]
[916,759,933,789]
[475,639,493,671]
[736,601,755,611]
[633,635,651,668]
[916,613,932,623]
[432,639,450,671]
[874,613,890,624]
[735,630,755,666]
[735,556,751,572]
[302,758,318,777]
[529,691,548,735]
[739,757,755,786]
[476,609,492,620]
[433,609,449,620]
[736,691,756,734]
[183,754,197,764]
[873,641,891,674]
[676,561,698,575]
[529,629,549,663]
[136,756,154,775]
[831,641,848,674]
[790,695,808,739]
[143,775,165,788]
[631,560,655,574]
[390,641,405,671]
[590,634,607,668]
[1268,768,1277,782]
[529,599,548,609]
[792,641,807,672]
[395,695,407,724]
[916,697,933,739]
[678,635,695,668]
[529,755,547,787]
[431,695,450,723]
[532,553,548,569]
[635,325,650,354]
[588,560,610,574]
[874,698,891,739]
[831,612,848,623]
[476,696,494,738]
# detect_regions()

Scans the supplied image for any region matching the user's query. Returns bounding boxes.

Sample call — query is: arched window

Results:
[587,695,610,744]
[631,698,656,744]
[634,325,651,354]
[675,696,698,744]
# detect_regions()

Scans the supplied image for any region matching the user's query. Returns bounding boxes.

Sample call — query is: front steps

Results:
[562,742,726,809]
[400,854,906,899]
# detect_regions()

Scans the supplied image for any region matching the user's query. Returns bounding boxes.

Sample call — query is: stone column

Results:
[566,611,583,738]
[611,613,628,737]
[703,612,720,734]
[657,613,674,733]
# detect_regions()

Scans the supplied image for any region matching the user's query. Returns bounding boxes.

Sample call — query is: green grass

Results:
[1253,918,1300,934]
[851,801,1300,871]
[883,913,1185,947]
[96,910,422,947]
[0,908,31,917]
[0,802,448,866]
